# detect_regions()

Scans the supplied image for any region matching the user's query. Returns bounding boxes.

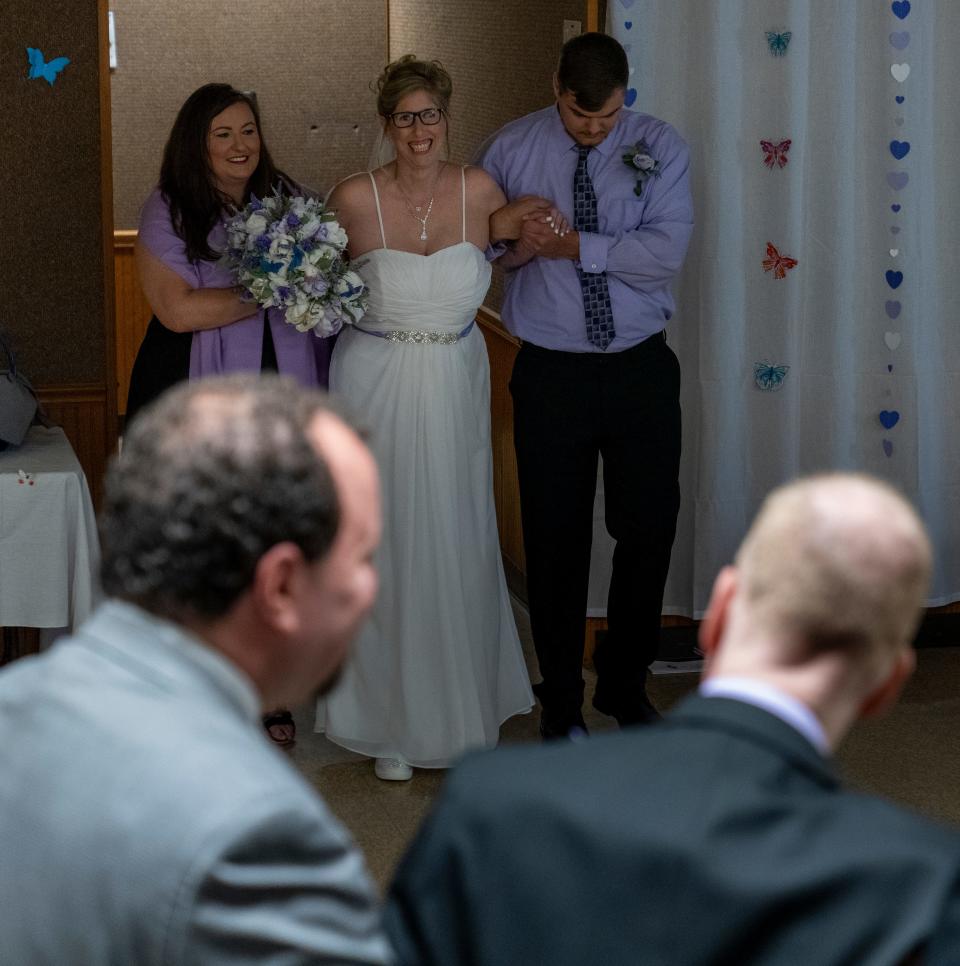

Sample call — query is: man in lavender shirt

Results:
[480,33,694,738]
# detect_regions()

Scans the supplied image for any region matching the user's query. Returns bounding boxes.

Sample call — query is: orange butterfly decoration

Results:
[762,242,798,279]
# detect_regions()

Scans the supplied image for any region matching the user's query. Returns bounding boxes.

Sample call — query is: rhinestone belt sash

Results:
[354,319,475,345]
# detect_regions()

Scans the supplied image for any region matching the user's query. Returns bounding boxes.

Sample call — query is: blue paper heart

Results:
[624,20,632,29]
[892,0,910,19]
[879,410,901,429]
[890,140,910,160]
[883,439,894,457]
[885,300,902,319]
[890,31,910,49]
[886,270,904,289]
[887,364,894,372]
[624,87,637,108]
[891,226,901,235]
[887,171,909,190]
[896,95,905,103]
[891,204,901,212]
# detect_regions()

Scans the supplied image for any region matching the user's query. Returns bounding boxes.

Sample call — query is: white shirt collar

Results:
[699,676,830,756]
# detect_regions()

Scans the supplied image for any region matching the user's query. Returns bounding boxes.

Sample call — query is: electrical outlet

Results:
[563,20,581,43]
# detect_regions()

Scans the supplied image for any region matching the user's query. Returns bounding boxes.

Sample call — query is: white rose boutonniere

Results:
[622,139,661,197]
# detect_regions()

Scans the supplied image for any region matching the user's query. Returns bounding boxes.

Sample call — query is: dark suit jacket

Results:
[385,695,960,965]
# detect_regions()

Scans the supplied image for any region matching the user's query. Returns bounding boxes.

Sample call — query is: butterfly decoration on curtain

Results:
[760,139,792,169]
[754,362,790,391]
[26,47,70,86]
[762,242,798,279]
[766,31,792,56]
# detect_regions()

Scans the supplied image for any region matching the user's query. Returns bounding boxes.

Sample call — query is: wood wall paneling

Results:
[114,231,152,415]
[477,310,524,581]
[37,385,109,510]
[98,0,119,446]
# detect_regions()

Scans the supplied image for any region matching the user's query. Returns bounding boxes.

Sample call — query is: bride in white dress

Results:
[316,57,558,780]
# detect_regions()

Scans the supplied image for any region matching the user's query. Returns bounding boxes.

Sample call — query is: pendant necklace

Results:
[395,163,443,241]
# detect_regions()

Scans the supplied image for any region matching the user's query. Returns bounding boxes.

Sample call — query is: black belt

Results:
[520,329,667,361]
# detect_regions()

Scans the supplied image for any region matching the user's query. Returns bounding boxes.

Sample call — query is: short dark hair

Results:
[556,32,629,111]
[101,375,344,623]
[159,83,292,262]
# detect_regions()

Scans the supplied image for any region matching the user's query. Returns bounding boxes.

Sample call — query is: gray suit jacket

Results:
[0,600,391,965]
[386,695,960,965]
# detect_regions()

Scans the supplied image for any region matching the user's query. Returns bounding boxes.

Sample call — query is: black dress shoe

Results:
[592,689,661,728]
[539,712,589,741]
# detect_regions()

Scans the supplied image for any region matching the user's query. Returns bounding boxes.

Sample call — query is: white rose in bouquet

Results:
[220,187,368,337]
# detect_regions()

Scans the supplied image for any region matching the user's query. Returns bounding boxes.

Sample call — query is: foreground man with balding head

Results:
[0,376,391,964]
[386,474,960,965]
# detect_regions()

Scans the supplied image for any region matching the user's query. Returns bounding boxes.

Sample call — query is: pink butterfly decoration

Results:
[760,138,792,169]
[762,242,798,280]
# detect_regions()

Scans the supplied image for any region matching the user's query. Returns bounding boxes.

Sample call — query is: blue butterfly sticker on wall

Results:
[766,31,792,56]
[26,47,70,86]
[754,361,790,391]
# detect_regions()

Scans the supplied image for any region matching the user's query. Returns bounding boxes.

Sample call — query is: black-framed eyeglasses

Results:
[388,107,444,128]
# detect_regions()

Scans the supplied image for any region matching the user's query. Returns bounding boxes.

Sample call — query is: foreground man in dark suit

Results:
[385,473,960,965]
[0,376,391,964]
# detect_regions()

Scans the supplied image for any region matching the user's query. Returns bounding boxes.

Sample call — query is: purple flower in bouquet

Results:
[220,186,368,336]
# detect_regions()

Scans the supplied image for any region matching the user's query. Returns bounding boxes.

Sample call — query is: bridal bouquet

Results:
[221,189,367,336]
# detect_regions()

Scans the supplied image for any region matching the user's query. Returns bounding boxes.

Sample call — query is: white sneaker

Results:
[374,757,413,781]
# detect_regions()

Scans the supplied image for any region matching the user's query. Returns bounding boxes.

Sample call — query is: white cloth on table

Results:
[0,426,100,631]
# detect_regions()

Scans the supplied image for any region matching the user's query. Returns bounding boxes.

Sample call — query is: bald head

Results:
[734,474,931,667]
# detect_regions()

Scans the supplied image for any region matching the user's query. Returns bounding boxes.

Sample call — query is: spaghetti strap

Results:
[368,171,387,249]
[460,165,467,243]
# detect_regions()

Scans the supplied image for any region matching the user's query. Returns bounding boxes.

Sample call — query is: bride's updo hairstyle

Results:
[375,55,453,119]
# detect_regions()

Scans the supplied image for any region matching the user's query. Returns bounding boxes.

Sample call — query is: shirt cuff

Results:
[577,232,609,274]
[485,241,508,262]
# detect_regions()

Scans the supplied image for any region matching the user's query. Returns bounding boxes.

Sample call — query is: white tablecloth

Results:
[0,427,101,631]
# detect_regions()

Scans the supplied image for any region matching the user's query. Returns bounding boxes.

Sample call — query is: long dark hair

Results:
[159,83,292,263]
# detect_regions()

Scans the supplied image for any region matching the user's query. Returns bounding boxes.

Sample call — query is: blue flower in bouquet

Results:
[221,187,367,336]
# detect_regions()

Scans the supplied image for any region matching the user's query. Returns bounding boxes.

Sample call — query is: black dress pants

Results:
[509,332,681,727]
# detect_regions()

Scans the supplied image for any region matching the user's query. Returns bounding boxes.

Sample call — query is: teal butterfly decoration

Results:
[754,361,790,391]
[766,31,792,56]
[26,47,70,86]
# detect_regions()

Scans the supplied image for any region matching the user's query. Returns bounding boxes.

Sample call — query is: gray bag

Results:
[0,333,38,450]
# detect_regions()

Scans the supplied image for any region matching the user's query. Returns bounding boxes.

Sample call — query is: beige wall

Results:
[110,0,387,228]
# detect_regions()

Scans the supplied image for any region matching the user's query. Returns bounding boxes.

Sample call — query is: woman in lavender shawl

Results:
[127,83,331,745]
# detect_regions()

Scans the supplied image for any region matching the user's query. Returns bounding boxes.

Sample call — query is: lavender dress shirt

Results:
[479,105,693,352]
[138,188,331,386]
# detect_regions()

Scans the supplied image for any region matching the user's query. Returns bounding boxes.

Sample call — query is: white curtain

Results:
[586,0,960,617]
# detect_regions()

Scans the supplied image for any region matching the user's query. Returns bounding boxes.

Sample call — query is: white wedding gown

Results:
[315,168,533,767]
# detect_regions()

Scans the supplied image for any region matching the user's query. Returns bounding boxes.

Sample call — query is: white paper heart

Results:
[885,332,902,350]
[890,248,899,257]
[891,63,910,83]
